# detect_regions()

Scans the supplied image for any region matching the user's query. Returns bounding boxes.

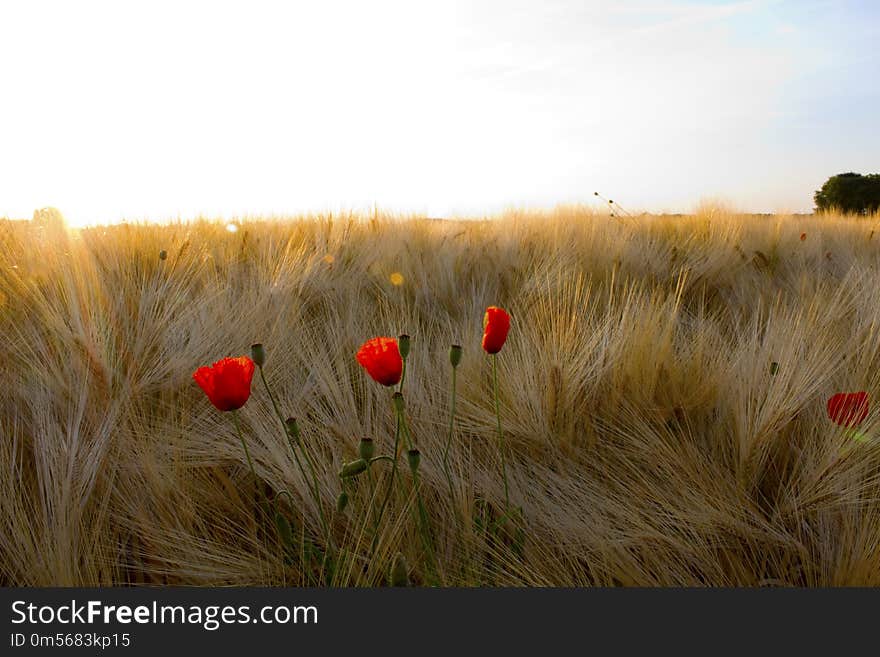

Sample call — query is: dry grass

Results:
[3,206,880,586]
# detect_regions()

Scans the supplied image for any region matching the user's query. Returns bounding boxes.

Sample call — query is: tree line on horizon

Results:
[814,172,880,215]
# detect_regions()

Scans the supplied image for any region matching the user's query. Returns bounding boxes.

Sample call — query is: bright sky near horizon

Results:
[1,0,878,226]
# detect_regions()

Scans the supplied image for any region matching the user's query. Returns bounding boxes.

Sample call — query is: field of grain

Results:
[2,207,880,586]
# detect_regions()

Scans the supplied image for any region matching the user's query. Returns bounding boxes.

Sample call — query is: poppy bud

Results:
[336,490,349,513]
[250,343,266,368]
[398,334,411,360]
[340,459,368,478]
[393,392,405,413]
[285,417,301,441]
[450,344,462,368]
[359,437,375,461]
[482,306,511,354]
[159,249,167,261]
[390,552,409,587]
[407,448,421,473]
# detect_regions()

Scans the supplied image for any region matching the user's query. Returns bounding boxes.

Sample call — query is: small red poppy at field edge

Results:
[193,356,255,412]
[800,233,807,241]
[482,306,511,354]
[356,337,403,386]
[827,391,869,428]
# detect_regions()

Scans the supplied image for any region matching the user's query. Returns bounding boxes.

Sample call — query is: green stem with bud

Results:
[442,362,459,517]
[257,366,333,551]
[232,410,265,516]
[399,415,439,582]
[366,466,379,533]
[371,359,407,554]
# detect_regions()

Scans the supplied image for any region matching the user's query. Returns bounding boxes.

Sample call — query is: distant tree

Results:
[814,172,880,214]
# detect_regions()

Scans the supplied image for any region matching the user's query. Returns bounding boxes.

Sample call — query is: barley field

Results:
[2,207,880,586]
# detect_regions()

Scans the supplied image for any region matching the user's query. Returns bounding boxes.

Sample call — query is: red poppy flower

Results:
[193,356,255,412]
[482,306,510,354]
[827,391,869,427]
[356,337,402,387]
[800,233,807,241]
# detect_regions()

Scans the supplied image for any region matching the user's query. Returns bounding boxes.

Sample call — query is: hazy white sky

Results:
[1,0,878,225]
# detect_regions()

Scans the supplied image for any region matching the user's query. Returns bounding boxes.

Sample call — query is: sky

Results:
[0,0,878,226]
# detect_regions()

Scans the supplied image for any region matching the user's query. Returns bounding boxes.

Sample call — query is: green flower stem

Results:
[398,411,439,581]
[257,366,332,549]
[370,455,396,465]
[399,407,414,452]
[365,465,380,534]
[441,364,459,516]
[411,469,439,582]
[295,438,330,532]
[371,359,407,554]
[289,438,328,537]
[273,489,296,511]
[232,410,263,511]
[493,354,511,511]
